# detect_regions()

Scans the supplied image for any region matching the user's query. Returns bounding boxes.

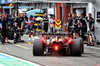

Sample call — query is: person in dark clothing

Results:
[14,13,23,41]
[75,13,79,20]
[24,13,28,21]
[77,20,82,31]
[43,12,48,33]
[23,13,28,33]
[6,14,14,30]
[66,13,73,32]
[21,13,28,33]
[10,14,14,28]
[21,13,24,23]
[79,13,87,32]
[0,13,10,43]
[71,13,81,37]
[72,13,79,31]
[21,13,26,31]
[87,13,95,46]
[79,13,87,39]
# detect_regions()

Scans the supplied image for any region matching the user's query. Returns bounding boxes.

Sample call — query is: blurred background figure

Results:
[49,15,55,33]
[0,13,10,43]
[87,13,95,46]
[24,15,35,40]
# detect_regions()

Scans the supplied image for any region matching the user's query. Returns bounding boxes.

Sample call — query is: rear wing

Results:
[38,32,72,36]
[38,32,73,39]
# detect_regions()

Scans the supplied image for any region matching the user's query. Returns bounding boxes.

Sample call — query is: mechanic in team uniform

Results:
[14,12,23,41]
[0,13,10,43]
[6,14,14,30]
[77,20,82,31]
[87,13,95,46]
[75,13,83,32]
[23,13,28,29]
[72,13,80,37]
[79,13,87,38]
[23,13,28,34]
[65,13,79,37]
[20,13,26,33]
[79,13,87,32]
[66,13,73,32]
[72,13,79,34]
[42,12,48,33]
[75,13,79,20]
[72,13,79,30]
[24,13,28,21]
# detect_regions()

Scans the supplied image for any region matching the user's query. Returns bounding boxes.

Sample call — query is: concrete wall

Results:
[70,0,94,3]
[73,3,87,9]
[72,3,87,16]
[92,0,100,42]
[72,3,95,17]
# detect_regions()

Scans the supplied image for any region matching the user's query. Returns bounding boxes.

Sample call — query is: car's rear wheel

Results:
[77,37,84,53]
[33,37,43,56]
[71,39,82,56]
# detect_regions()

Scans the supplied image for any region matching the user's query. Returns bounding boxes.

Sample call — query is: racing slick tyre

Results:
[77,37,84,53]
[71,39,82,56]
[33,37,43,56]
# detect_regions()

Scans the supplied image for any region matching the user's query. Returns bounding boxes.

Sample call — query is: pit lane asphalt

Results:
[0,35,100,66]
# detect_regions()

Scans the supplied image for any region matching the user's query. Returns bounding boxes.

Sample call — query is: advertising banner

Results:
[0,0,13,4]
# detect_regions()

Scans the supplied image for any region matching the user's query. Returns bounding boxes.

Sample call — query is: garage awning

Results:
[0,6,33,9]
[18,0,95,3]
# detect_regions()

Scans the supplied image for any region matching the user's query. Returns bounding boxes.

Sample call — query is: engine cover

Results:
[50,37,66,44]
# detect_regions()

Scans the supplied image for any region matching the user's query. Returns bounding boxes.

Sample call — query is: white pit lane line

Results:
[84,45,100,50]
[0,52,41,66]
[0,64,4,66]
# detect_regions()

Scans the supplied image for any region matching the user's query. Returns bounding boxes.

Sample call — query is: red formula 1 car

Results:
[33,33,84,56]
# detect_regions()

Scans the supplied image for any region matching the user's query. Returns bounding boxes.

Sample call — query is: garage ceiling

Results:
[15,0,95,3]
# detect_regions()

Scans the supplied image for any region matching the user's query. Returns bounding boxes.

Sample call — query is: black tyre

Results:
[77,37,84,53]
[1,36,4,44]
[0,36,4,44]
[33,37,43,56]
[71,39,82,56]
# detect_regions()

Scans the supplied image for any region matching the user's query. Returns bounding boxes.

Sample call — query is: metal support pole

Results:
[17,0,18,18]
[70,3,73,14]
[53,3,56,19]
[53,3,55,15]
[40,2,43,14]
[10,8,11,14]
[62,3,65,32]
[54,3,57,19]
[14,4,16,17]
